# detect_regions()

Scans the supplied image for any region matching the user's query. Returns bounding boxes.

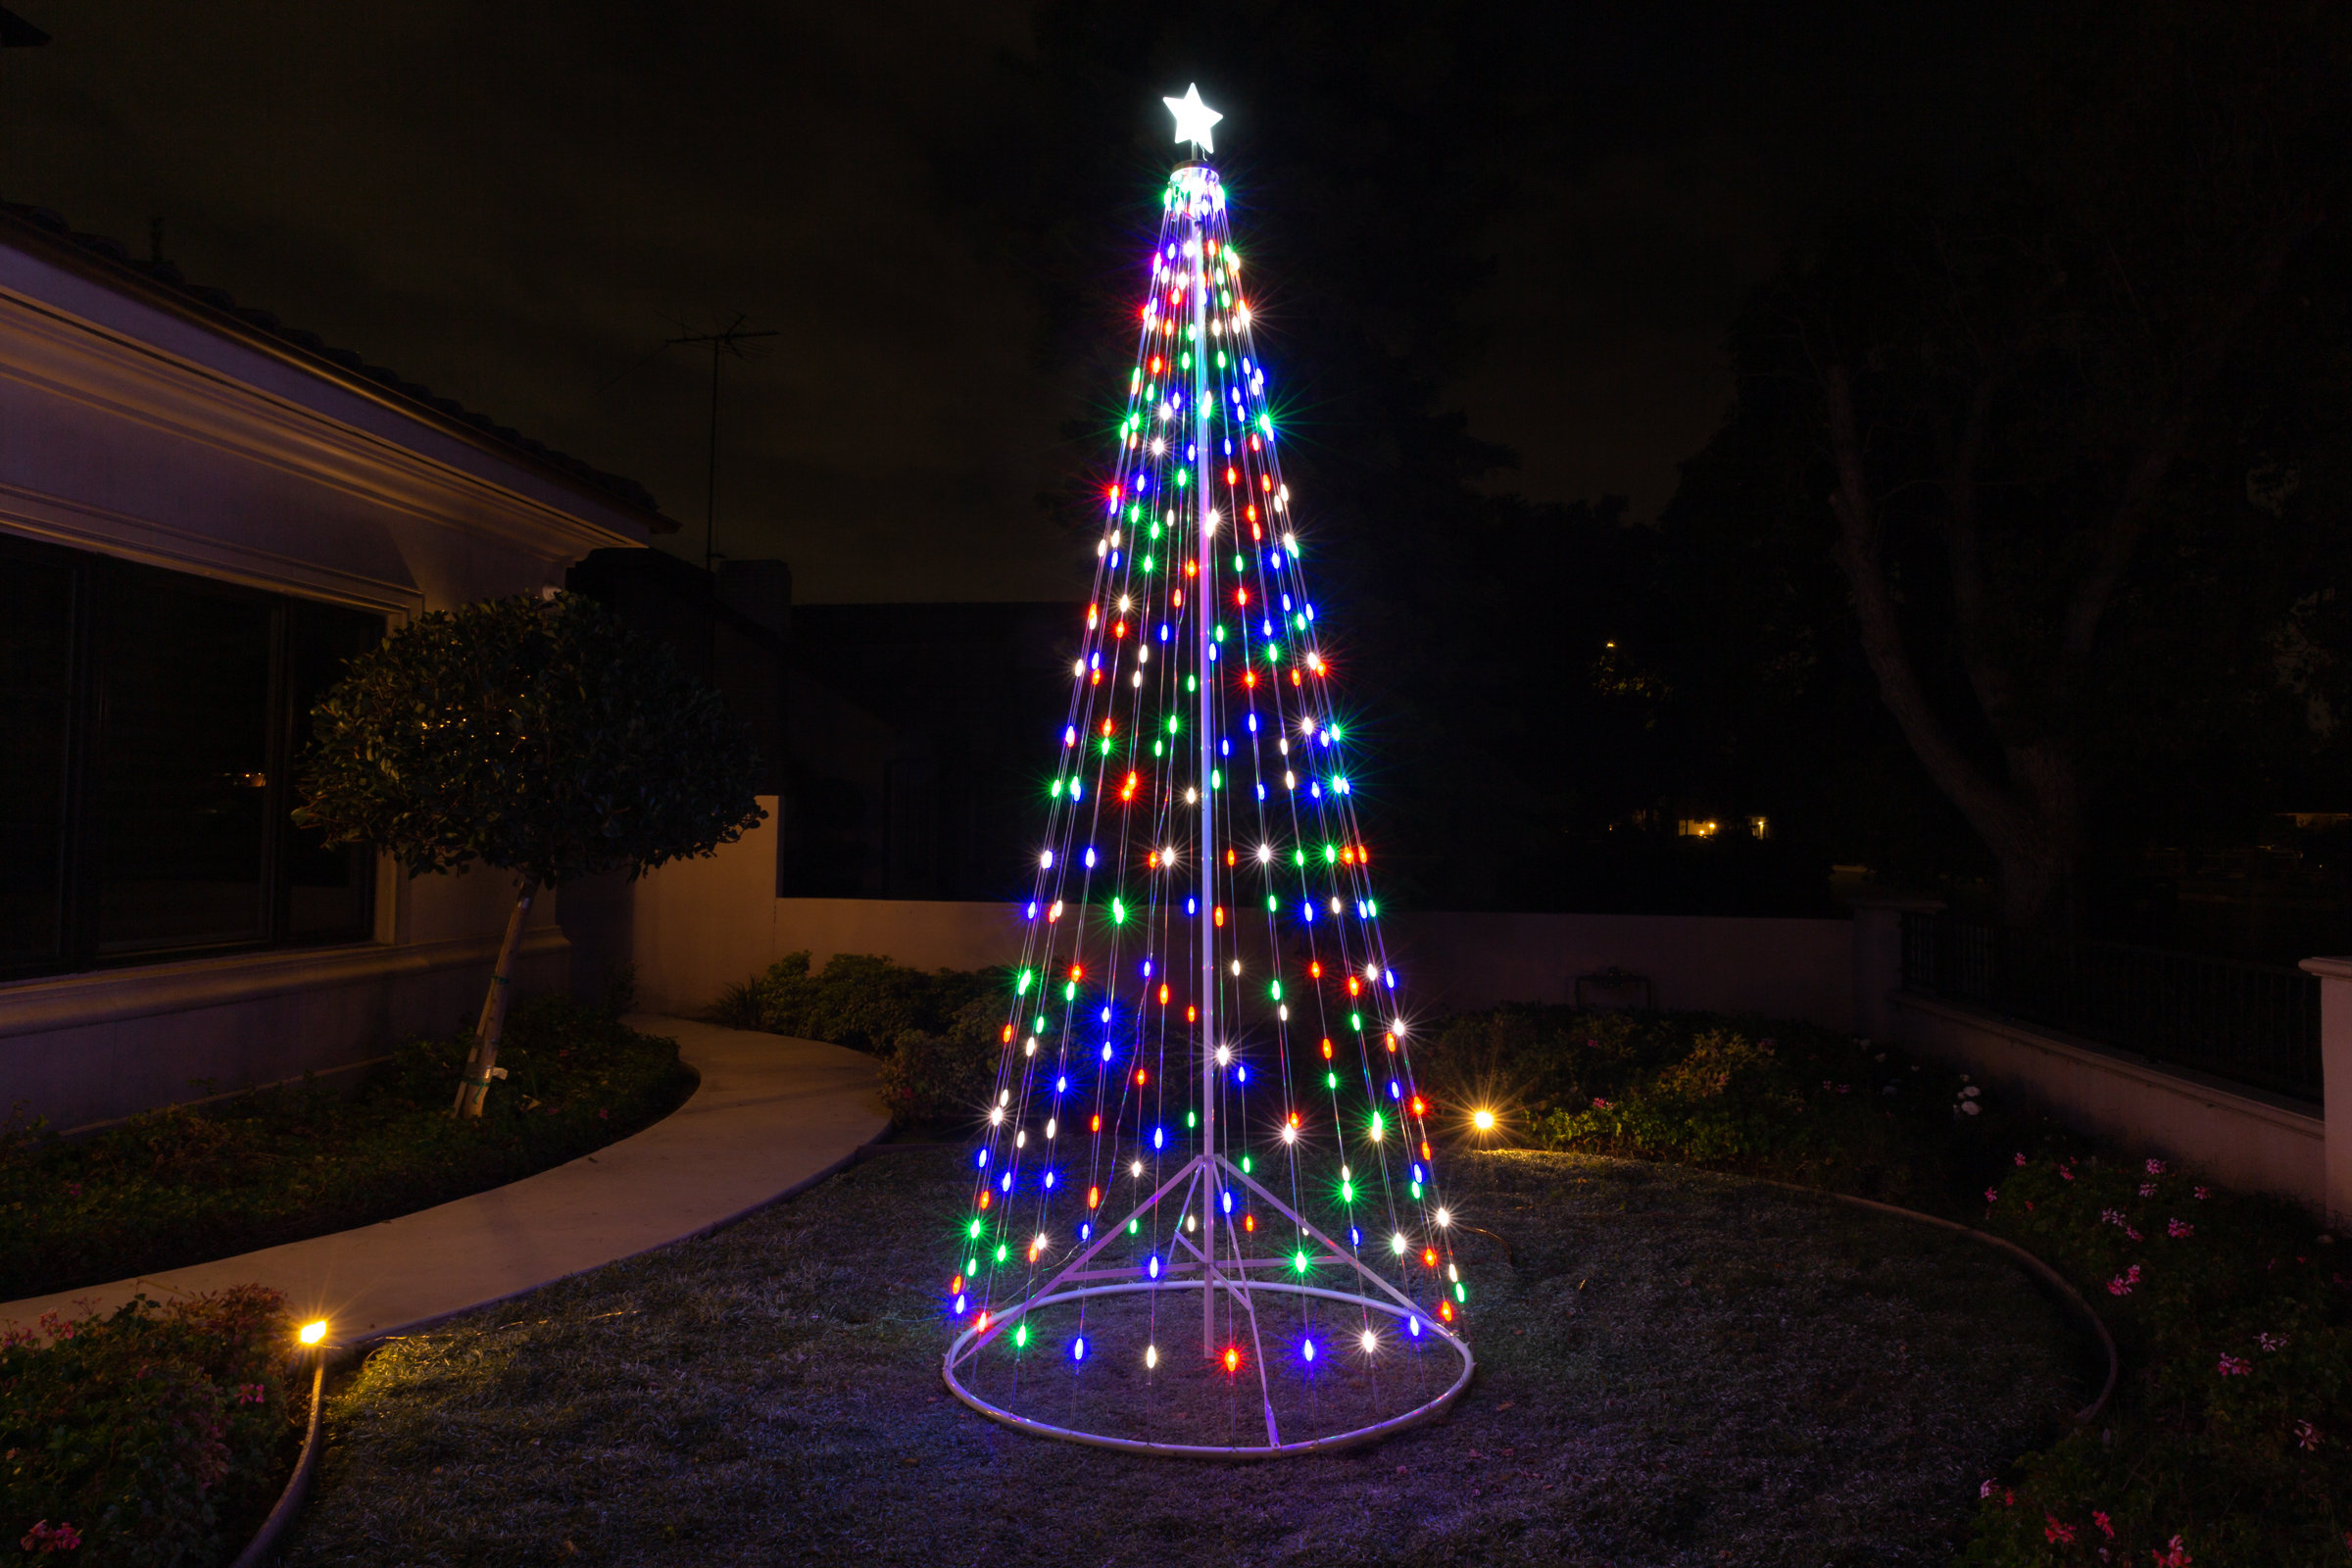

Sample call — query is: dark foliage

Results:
[712,953,1005,1130]
[1,1287,296,1568]
[295,591,763,888]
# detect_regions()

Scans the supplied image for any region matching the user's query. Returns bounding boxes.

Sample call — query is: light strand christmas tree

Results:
[942,86,1474,1456]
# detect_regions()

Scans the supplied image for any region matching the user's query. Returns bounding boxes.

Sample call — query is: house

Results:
[0,203,673,1132]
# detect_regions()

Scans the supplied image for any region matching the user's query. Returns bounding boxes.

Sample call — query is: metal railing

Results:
[1899,911,2323,1102]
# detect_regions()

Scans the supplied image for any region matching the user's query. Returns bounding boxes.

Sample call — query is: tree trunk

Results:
[455,877,537,1118]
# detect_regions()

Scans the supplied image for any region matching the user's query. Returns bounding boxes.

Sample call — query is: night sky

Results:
[0,2,2014,603]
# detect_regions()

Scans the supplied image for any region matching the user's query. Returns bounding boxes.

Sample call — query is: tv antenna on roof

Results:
[666,315,778,575]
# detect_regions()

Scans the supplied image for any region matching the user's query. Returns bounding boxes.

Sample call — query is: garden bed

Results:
[3,1286,307,1568]
[281,1146,2083,1567]
[0,991,694,1301]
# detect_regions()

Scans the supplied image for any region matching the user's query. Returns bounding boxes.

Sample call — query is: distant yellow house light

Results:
[298,1319,328,1347]
[1677,818,1721,838]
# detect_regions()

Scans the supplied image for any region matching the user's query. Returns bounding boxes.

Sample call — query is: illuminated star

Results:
[1164,83,1223,154]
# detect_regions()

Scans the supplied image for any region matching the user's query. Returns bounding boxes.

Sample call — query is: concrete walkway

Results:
[0,1017,887,1348]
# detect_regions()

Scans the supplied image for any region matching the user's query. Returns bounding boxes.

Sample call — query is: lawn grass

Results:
[283,1146,2086,1567]
[0,992,693,1301]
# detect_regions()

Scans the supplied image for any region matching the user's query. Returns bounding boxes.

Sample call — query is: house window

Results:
[0,534,382,979]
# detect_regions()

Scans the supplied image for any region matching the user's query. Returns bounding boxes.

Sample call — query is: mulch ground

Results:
[282,1148,2089,1567]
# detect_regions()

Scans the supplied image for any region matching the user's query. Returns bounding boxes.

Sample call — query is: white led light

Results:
[1132,1159,1145,1177]
[989,1105,1004,1126]
[1435,1207,1451,1227]
[1256,843,1272,863]
[1390,1232,1408,1254]
[1215,1045,1231,1066]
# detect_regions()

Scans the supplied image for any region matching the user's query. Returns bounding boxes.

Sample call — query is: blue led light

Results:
[1390,1081,1401,1099]
[1148,1255,1162,1280]
[1408,1317,1423,1338]
[976,1148,989,1168]
[1302,1339,1315,1362]
[1000,1172,1012,1193]
[1072,1337,1087,1361]
[1152,1127,1165,1150]
[1056,1075,1068,1093]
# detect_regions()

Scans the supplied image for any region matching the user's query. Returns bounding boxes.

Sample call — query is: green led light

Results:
[1325,1071,1338,1090]
[1341,1179,1353,1201]
[1166,715,1180,734]
[1150,519,1162,539]
[1187,675,1198,692]
[1265,894,1277,911]
[1269,979,1283,1001]
[969,1218,983,1239]
[1241,1154,1252,1173]
[1410,1182,1422,1200]
[1232,553,1246,570]
[1349,1011,1362,1031]
[1323,844,1338,863]
[1129,1218,1140,1234]
[1100,736,1113,756]
[1152,740,1164,758]
[1111,897,1128,924]
[1210,769,1222,790]
[1187,1110,1198,1128]
[1143,554,1157,570]
[1293,849,1305,867]
[996,1243,1008,1262]
[1369,1111,1385,1139]
[966,1255,977,1275]
[1455,1282,1467,1303]
[1366,900,1380,917]
[1063,981,1077,1001]
[1294,1250,1310,1273]
[1015,1322,1029,1348]
[1016,970,1033,995]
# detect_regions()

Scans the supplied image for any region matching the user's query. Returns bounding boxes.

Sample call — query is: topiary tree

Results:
[295,590,764,1116]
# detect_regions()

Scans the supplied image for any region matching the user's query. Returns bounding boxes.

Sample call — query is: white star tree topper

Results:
[1164,83,1222,155]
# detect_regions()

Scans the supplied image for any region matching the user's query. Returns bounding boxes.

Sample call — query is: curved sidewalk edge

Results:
[0,1016,888,1348]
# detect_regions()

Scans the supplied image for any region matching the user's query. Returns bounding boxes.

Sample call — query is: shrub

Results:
[0,1287,297,1568]
[1964,1153,2350,1566]
[1414,1003,2022,1213]
[875,998,1004,1129]
[712,953,1004,1058]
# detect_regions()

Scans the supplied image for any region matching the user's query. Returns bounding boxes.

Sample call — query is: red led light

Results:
[1320,1039,1334,1059]
[1223,1348,1240,1374]
[1087,1186,1102,1208]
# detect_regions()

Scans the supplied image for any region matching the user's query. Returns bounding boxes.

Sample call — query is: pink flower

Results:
[2126,1227,2142,1243]
[2294,1419,2321,1450]
[20,1521,80,1553]
[2015,1152,2029,1166]
[2168,1219,2193,1239]
[2151,1534,2191,1566]
[2194,1186,2209,1200]
[2094,1511,2115,1539]
[2139,1183,2157,1198]
[2218,1353,2250,1376]
[1984,1187,2000,1202]
[2047,1515,2079,1544]
[1980,1480,1997,1499]
[1591,1098,1613,1110]
[2146,1158,2166,1176]
[237,1383,266,1403]
[2257,1333,2288,1352]
[2102,1207,2126,1227]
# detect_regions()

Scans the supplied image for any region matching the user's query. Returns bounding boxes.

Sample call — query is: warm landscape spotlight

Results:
[298,1319,328,1348]
[1472,1108,1497,1133]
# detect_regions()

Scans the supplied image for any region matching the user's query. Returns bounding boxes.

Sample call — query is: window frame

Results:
[0,530,382,981]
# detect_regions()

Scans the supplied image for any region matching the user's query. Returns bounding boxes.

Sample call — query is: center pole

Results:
[1191,189,1219,1360]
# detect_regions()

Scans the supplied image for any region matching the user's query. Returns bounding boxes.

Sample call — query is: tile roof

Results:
[0,201,674,529]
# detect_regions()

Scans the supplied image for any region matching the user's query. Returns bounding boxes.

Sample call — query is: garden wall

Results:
[1891,990,2328,1211]
[599,798,1855,1027]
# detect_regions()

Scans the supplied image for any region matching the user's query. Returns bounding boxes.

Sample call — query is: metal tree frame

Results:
[943,1152,1476,1455]
[942,148,1473,1455]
